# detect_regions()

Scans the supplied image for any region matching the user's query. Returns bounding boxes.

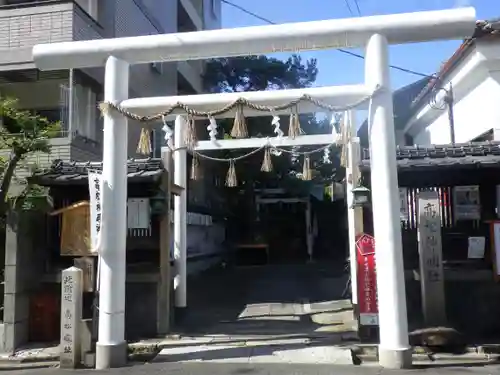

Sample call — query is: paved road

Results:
[4,363,500,375]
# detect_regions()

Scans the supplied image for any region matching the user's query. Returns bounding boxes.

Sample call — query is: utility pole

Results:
[443,85,456,145]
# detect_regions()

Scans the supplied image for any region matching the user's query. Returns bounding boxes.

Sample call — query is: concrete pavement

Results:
[3,362,500,375]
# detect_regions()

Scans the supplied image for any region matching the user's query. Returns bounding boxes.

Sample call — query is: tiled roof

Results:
[357,76,433,146]
[357,19,500,147]
[359,142,500,171]
[31,158,164,185]
[410,18,500,111]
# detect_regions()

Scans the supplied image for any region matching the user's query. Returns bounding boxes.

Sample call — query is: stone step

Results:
[152,337,355,365]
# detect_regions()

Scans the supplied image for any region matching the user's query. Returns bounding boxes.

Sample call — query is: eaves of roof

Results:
[359,141,500,172]
[30,158,164,186]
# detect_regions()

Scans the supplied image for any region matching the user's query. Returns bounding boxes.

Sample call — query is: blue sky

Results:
[221,0,496,90]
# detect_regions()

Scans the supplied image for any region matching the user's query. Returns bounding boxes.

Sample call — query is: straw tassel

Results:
[184,116,198,150]
[98,102,112,116]
[302,155,312,181]
[261,147,273,172]
[231,105,248,138]
[225,160,238,187]
[190,153,201,180]
[288,112,301,139]
[136,128,152,155]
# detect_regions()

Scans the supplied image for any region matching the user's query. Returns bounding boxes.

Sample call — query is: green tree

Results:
[204,55,318,93]
[203,54,339,241]
[0,97,60,216]
[203,54,337,186]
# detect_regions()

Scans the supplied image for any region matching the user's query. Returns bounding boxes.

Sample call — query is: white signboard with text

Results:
[453,185,480,220]
[88,171,103,253]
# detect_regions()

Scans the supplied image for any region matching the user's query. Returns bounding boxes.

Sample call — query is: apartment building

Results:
[0,0,221,175]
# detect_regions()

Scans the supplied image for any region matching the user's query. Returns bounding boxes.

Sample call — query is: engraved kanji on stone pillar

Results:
[60,267,83,368]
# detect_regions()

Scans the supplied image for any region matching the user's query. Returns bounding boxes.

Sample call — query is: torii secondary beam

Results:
[120,84,372,118]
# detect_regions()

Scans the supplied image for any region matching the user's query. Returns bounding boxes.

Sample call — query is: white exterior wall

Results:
[405,40,500,145]
[413,77,500,144]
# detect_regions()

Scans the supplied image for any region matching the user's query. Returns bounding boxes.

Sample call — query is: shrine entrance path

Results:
[153,263,358,364]
[178,263,357,339]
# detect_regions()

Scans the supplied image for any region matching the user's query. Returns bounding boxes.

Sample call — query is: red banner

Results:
[438,189,448,208]
[356,234,379,326]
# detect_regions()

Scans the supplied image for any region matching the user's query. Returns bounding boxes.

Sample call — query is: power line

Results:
[344,0,361,17]
[353,0,362,16]
[343,0,354,16]
[220,0,434,79]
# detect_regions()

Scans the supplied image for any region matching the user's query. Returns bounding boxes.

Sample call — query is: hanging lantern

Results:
[351,185,371,208]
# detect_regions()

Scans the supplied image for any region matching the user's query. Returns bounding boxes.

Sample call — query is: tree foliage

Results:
[0,97,61,216]
[204,55,318,93]
[203,54,337,188]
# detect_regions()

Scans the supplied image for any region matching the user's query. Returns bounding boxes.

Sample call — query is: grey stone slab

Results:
[3,266,17,294]
[249,345,354,364]
[0,324,5,353]
[60,267,83,369]
[154,344,253,363]
[4,223,19,267]
[417,191,446,326]
[244,337,311,347]
[264,315,301,321]
[270,303,297,316]
[311,310,355,326]
[309,299,352,313]
[3,294,29,324]
[3,321,29,353]
[2,265,30,295]
[238,305,271,318]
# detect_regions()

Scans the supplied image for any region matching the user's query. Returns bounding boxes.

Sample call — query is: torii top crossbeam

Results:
[32,8,475,71]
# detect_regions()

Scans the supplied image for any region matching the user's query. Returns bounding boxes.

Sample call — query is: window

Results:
[72,85,98,141]
[150,129,163,158]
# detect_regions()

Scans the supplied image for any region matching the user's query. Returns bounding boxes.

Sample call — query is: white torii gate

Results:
[32,7,476,370]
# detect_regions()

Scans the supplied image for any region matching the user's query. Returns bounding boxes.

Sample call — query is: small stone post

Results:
[60,267,83,369]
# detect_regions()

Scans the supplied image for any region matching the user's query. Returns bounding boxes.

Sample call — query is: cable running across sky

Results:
[220,0,436,79]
